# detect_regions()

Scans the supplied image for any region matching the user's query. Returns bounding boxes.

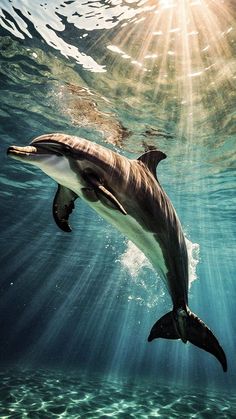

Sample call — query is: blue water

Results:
[0,0,236,417]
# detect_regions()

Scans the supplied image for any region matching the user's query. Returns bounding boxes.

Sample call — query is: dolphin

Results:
[7,133,227,372]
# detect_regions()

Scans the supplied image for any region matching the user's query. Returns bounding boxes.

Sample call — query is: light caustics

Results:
[1,0,234,141]
[107,0,235,139]
[0,0,148,73]
[1,1,235,378]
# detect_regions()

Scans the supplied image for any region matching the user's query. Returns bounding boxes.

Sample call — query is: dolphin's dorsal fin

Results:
[53,185,78,232]
[137,150,167,178]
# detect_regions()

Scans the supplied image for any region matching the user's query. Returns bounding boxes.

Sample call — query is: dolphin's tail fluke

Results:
[148,307,227,372]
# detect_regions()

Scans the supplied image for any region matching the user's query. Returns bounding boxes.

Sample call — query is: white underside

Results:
[92,202,168,278]
[37,155,168,279]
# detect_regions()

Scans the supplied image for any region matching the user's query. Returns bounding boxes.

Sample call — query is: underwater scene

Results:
[0,0,236,417]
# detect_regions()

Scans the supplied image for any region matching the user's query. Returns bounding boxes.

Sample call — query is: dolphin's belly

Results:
[89,200,169,280]
[86,197,189,306]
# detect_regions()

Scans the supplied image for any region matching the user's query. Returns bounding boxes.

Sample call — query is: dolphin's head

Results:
[7,134,90,189]
[8,133,128,216]
[7,134,77,164]
[7,133,116,193]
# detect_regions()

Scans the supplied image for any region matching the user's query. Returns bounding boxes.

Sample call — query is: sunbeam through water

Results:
[0,0,236,417]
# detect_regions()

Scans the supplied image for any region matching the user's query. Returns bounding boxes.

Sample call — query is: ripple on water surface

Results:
[0,368,235,418]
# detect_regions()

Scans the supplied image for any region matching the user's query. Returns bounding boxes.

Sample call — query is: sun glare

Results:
[159,0,175,8]
[107,0,234,139]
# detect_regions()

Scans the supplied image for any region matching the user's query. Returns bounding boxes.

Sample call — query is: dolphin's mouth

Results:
[7,144,62,161]
[8,145,41,157]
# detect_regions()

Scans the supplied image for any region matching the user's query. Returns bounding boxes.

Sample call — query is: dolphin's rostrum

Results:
[7,133,227,372]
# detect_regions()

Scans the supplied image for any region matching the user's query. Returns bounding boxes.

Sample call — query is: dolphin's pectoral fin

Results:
[148,311,179,341]
[148,308,227,372]
[96,184,127,215]
[84,172,127,215]
[53,184,79,232]
[137,150,167,179]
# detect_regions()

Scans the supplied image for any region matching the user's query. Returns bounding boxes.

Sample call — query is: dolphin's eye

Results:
[61,145,71,156]
[82,169,102,185]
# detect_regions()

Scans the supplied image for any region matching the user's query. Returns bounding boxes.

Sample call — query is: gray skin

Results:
[7,133,227,372]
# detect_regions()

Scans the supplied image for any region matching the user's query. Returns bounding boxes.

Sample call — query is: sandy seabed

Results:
[0,368,234,418]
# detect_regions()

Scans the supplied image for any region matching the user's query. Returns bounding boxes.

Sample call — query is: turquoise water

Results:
[0,0,236,417]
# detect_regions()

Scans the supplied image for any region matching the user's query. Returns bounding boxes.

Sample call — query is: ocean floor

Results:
[0,367,235,418]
